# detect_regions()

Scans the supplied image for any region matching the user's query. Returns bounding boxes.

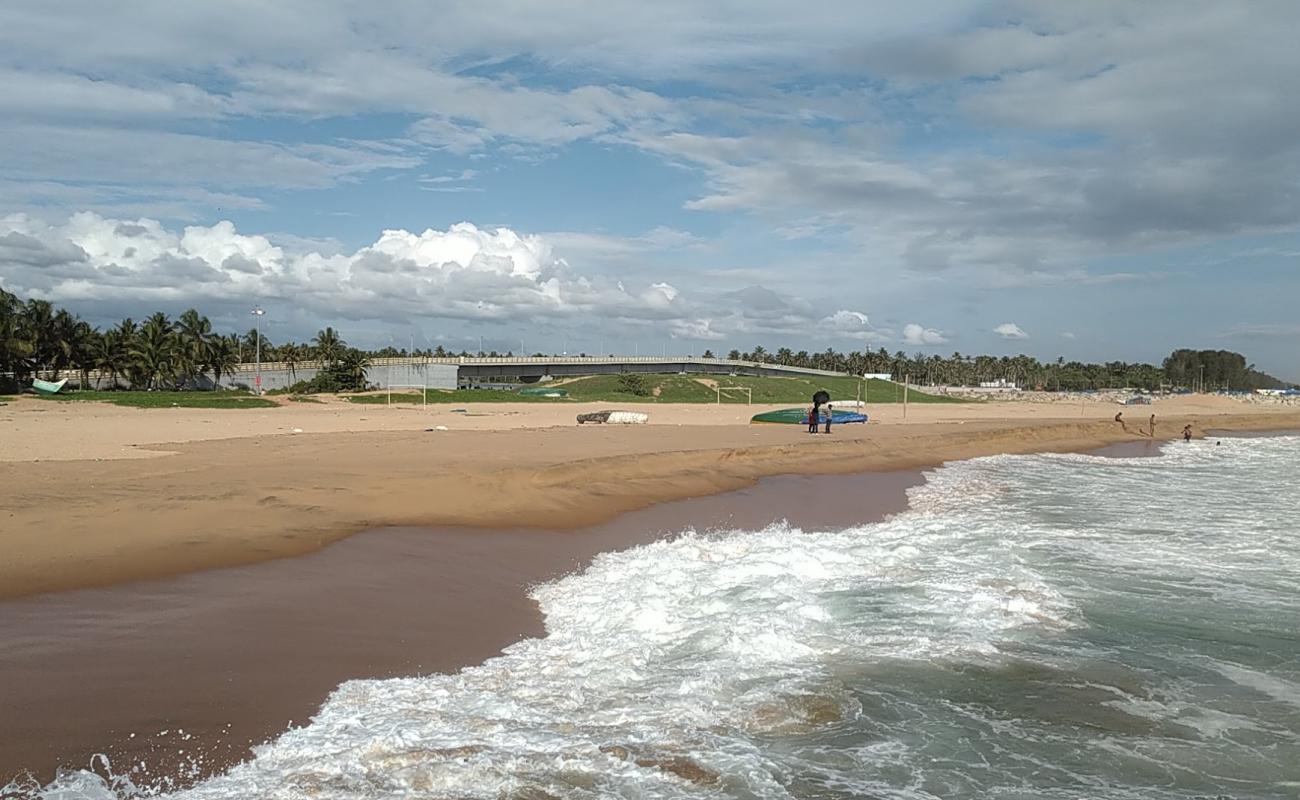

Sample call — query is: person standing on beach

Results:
[808,404,820,434]
[1149,413,1157,437]
[1183,424,1193,442]
[1114,411,1126,431]
[824,403,833,434]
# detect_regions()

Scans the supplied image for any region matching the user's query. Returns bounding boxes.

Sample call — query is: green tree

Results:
[208,336,240,390]
[313,327,345,365]
[617,371,649,396]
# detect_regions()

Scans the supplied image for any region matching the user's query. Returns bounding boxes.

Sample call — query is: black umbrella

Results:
[812,390,830,405]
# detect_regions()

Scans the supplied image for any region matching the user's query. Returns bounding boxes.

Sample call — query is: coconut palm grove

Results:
[1,288,1291,395]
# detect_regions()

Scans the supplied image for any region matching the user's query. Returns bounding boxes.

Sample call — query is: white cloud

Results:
[1219,323,1300,339]
[1061,331,1077,340]
[818,310,891,342]
[994,322,1029,340]
[0,213,685,323]
[0,213,875,346]
[902,323,948,346]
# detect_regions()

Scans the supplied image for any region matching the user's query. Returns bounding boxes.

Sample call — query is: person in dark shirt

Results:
[1183,424,1193,442]
[1114,411,1126,431]
[808,404,819,434]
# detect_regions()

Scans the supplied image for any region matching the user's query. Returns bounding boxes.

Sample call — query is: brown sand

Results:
[0,470,920,786]
[2,395,1298,600]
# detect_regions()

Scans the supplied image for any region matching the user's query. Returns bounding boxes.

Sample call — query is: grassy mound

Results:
[555,374,960,404]
[37,390,279,409]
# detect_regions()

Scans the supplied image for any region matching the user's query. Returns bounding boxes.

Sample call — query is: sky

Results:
[1,1,1298,378]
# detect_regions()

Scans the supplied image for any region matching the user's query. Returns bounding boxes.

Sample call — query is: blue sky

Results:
[1,1,1298,378]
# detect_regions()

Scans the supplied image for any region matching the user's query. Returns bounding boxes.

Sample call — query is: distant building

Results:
[979,379,1018,389]
[863,373,893,381]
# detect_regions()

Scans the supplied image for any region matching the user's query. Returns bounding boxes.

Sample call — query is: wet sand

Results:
[0,469,921,787]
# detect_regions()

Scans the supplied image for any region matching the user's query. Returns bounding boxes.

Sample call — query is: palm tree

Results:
[313,327,345,366]
[177,308,213,386]
[207,336,239,390]
[133,313,175,389]
[280,341,302,382]
[338,348,370,390]
[0,289,34,387]
[22,299,55,377]
[70,320,98,388]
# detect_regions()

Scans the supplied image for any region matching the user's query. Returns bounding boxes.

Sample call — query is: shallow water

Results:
[8,436,1300,799]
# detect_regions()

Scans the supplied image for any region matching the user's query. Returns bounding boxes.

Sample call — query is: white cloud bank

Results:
[993,322,1029,340]
[902,323,948,346]
[0,213,883,346]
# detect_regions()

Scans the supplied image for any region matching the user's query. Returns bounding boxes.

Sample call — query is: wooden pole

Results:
[904,373,909,420]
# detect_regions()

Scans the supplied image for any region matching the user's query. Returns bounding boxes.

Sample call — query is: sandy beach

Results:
[1,394,1298,600]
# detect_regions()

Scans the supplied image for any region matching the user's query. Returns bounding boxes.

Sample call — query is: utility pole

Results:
[903,373,909,420]
[250,306,265,394]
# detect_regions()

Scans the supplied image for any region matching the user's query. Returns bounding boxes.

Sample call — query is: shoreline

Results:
[1,468,923,786]
[3,406,1300,600]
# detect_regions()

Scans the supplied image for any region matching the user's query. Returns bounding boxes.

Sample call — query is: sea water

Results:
[8,435,1300,799]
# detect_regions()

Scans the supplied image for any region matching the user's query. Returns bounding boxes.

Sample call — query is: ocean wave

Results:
[11,435,1300,799]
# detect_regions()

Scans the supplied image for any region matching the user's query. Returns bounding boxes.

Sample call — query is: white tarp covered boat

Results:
[576,410,649,425]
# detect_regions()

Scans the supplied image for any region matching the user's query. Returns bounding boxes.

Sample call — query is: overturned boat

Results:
[31,378,68,395]
[577,410,649,425]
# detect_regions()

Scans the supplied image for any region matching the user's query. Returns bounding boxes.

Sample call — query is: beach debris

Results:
[450,408,468,413]
[577,410,649,425]
[292,428,303,433]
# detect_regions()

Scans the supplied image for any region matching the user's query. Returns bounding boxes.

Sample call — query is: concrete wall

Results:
[74,362,457,392]
[219,362,457,392]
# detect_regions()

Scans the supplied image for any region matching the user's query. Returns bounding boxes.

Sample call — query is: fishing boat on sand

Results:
[751,407,868,424]
[31,378,68,395]
[576,410,649,425]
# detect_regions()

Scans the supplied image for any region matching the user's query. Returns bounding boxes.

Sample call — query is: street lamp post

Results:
[251,306,266,394]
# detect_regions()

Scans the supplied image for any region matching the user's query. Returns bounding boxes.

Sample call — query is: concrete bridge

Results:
[434,355,848,381]
[59,355,852,393]
[225,355,848,391]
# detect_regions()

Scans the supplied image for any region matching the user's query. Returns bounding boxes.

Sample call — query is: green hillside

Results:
[554,373,959,404]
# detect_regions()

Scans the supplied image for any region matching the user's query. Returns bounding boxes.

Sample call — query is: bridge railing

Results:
[222,356,850,376]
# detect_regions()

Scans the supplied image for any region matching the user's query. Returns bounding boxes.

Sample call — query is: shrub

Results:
[617,371,650,396]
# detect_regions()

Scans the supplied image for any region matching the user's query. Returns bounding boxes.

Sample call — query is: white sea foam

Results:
[11,435,1299,800]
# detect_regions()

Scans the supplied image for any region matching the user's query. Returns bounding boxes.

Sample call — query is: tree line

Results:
[1,290,1291,392]
[705,346,1290,392]
[1,290,368,392]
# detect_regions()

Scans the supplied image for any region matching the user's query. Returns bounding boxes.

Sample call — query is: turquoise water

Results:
[9,436,1300,799]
